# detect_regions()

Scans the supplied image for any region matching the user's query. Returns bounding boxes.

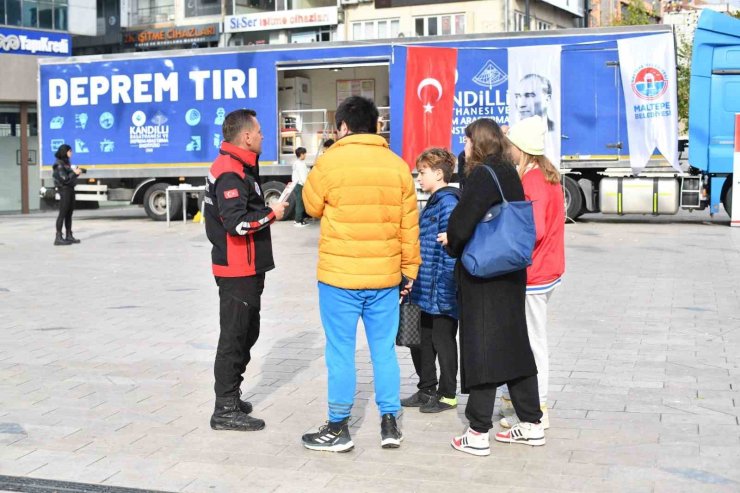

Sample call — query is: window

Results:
[23,0,37,27]
[53,4,66,29]
[184,0,221,17]
[513,11,527,31]
[129,0,174,25]
[290,26,331,43]
[38,1,53,28]
[0,0,67,29]
[535,19,552,30]
[233,0,273,15]
[7,0,22,25]
[414,14,464,37]
[351,18,400,40]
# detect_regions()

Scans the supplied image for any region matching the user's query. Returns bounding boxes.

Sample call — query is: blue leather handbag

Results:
[461,165,536,278]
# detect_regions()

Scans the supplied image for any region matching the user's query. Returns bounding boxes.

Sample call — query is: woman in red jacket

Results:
[500,116,565,430]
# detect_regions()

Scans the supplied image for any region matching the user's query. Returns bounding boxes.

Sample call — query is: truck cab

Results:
[688,10,740,216]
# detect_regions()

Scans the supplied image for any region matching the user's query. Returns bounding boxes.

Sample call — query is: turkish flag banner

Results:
[402,46,458,169]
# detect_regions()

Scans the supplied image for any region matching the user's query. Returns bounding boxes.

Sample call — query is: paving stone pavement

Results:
[1,207,739,493]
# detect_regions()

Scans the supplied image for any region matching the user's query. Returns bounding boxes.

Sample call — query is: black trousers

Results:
[214,274,265,398]
[465,375,542,433]
[56,187,75,234]
[293,184,306,223]
[409,312,458,399]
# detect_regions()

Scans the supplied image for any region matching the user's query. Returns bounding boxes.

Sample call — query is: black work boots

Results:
[210,396,264,432]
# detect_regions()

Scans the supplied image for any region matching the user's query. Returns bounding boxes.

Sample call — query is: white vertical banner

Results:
[617,33,680,174]
[507,45,562,168]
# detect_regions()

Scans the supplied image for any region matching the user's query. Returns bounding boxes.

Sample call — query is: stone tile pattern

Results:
[0,209,739,492]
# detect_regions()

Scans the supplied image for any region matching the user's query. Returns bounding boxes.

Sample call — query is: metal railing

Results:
[128,5,175,26]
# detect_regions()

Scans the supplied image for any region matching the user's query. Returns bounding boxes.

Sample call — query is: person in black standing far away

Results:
[204,109,288,432]
[52,144,81,246]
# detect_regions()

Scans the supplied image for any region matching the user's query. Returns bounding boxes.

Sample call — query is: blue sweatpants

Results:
[318,282,401,422]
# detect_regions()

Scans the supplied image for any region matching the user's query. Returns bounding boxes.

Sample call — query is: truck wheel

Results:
[563,176,584,220]
[143,183,180,221]
[723,185,732,217]
[262,181,296,221]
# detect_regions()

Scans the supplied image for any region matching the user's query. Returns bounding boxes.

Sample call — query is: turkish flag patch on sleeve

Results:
[224,188,239,199]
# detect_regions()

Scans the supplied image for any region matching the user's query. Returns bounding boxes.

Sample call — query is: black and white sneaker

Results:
[302,420,354,453]
[400,390,434,408]
[380,413,403,449]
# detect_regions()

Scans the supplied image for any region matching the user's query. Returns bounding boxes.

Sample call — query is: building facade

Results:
[343,0,586,42]
[1,0,96,212]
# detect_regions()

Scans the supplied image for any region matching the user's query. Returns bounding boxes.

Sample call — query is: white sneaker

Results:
[294,222,308,228]
[500,405,549,430]
[494,422,546,446]
[451,427,490,456]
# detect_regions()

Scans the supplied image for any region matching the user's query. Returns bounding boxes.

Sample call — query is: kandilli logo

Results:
[631,65,668,101]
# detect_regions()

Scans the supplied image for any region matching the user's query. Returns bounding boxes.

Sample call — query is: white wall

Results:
[282,65,390,111]
[0,136,40,212]
[68,0,98,35]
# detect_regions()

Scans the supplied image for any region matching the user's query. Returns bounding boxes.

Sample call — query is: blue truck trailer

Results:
[37,9,740,221]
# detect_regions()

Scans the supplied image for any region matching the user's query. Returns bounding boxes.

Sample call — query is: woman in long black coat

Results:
[444,119,545,456]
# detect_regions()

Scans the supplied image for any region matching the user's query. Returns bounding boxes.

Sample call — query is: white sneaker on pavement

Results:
[494,422,546,446]
[451,427,490,456]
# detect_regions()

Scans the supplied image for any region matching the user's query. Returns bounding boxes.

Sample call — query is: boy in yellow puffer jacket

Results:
[301,96,421,453]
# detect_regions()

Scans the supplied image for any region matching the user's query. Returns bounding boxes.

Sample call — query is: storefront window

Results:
[290,26,331,43]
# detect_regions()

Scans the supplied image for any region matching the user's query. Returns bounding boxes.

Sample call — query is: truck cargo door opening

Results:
[276,62,390,166]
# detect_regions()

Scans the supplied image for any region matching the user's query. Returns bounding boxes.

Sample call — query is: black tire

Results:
[143,182,180,221]
[723,185,732,218]
[262,181,295,221]
[563,175,584,220]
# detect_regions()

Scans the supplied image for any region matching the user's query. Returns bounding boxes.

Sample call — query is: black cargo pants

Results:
[214,274,265,398]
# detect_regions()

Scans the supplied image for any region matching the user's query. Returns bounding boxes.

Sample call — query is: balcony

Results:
[128,4,175,26]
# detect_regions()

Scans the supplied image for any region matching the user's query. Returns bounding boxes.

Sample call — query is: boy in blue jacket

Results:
[401,148,461,413]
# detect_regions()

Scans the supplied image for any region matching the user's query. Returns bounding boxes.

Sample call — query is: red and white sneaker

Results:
[451,427,490,456]
[494,422,546,446]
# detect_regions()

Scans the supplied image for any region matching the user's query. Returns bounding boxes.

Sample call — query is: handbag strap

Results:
[481,165,509,204]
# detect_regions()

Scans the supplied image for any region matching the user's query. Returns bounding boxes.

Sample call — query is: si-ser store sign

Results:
[225,6,338,33]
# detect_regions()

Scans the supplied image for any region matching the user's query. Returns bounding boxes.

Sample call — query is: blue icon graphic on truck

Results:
[99,112,114,129]
[185,109,201,126]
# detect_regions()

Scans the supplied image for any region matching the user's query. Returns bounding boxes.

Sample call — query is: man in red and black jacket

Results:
[204,109,288,432]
